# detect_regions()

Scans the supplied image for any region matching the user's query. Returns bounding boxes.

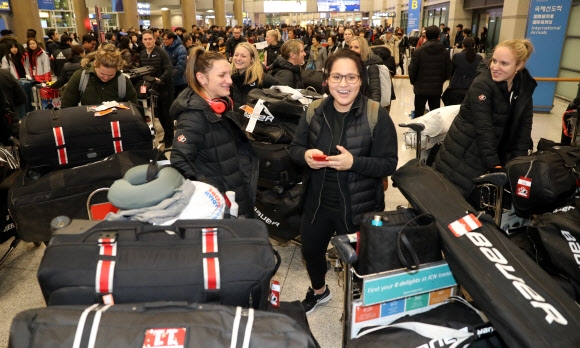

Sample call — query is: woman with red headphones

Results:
[169,46,259,218]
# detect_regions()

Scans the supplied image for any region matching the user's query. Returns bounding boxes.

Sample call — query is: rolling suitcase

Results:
[9,150,151,243]
[37,219,280,309]
[19,102,152,173]
[251,141,302,193]
[9,302,317,348]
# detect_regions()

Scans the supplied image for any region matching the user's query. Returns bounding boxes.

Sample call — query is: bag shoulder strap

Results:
[78,70,89,95]
[366,99,380,134]
[118,74,126,100]
[305,98,324,125]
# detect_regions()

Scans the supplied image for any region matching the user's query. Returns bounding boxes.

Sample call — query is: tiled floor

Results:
[0,78,567,347]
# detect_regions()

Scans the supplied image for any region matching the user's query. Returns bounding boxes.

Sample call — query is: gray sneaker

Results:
[301,285,331,314]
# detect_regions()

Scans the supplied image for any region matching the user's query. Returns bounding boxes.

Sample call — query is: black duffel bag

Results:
[9,302,317,348]
[505,141,580,215]
[527,198,580,300]
[9,150,151,243]
[37,219,280,310]
[255,184,303,244]
[237,88,322,144]
[357,208,441,275]
[19,102,152,173]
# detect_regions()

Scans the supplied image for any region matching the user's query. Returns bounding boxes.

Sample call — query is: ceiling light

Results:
[161,7,168,10]
[207,10,215,12]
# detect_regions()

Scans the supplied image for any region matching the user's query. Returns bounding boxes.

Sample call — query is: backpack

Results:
[79,69,126,99]
[371,64,392,107]
[305,97,380,136]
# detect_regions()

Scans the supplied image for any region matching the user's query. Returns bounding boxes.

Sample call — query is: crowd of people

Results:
[0,22,535,316]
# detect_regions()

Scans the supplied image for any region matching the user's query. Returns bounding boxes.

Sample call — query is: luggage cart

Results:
[399,122,446,162]
[32,86,61,110]
[330,234,458,347]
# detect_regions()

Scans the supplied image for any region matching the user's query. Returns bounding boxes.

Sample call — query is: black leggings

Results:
[413,95,441,117]
[300,204,357,290]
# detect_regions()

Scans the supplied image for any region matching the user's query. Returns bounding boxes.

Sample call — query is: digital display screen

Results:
[317,0,360,12]
[0,0,11,12]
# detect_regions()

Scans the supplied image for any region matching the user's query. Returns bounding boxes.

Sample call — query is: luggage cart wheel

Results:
[50,216,71,231]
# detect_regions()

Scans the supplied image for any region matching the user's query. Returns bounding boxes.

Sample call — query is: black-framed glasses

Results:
[328,74,360,84]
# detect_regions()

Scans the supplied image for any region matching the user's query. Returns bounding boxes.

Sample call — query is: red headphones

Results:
[203,95,233,114]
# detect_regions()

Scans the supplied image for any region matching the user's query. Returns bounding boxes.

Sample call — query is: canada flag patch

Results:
[448,214,482,237]
[478,94,486,101]
[177,134,187,143]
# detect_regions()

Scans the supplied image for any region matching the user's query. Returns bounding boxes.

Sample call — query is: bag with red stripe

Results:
[392,159,580,348]
[8,150,152,243]
[37,219,280,310]
[19,103,152,173]
[9,302,317,348]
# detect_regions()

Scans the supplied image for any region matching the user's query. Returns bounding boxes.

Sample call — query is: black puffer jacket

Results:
[265,41,282,67]
[287,94,398,227]
[230,71,279,109]
[408,40,451,96]
[169,89,259,217]
[268,56,304,89]
[434,63,537,196]
[50,55,82,89]
[364,52,382,103]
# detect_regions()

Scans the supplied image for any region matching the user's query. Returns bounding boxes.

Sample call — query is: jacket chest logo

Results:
[478,94,486,101]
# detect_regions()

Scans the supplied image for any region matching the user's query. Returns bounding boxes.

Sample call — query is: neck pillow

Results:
[107,164,184,210]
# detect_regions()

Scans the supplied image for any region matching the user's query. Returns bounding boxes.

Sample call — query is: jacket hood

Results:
[270,55,300,72]
[419,40,447,54]
[167,36,183,50]
[371,46,392,59]
[58,42,71,49]
[365,52,383,66]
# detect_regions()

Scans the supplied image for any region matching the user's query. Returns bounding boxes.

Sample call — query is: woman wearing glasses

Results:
[288,49,398,314]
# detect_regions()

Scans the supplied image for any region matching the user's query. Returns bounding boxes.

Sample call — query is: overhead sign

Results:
[317,0,360,12]
[0,0,10,12]
[38,0,55,11]
[137,2,150,16]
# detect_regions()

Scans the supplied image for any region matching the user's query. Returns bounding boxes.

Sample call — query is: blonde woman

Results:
[306,34,327,71]
[349,36,381,103]
[61,43,138,108]
[268,39,306,89]
[434,39,536,197]
[230,42,279,108]
[338,28,354,49]
[264,29,282,69]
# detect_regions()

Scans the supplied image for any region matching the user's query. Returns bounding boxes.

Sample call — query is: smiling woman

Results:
[287,49,398,314]
[60,43,138,108]
[169,46,259,218]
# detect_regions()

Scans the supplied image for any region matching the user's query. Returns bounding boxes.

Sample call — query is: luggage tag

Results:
[140,85,147,95]
[241,99,265,133]
[448,213,482,237]
[516,161,534,199]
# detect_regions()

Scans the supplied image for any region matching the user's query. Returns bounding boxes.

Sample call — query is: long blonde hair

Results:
[230,42,263,86]
[350,36,370,61]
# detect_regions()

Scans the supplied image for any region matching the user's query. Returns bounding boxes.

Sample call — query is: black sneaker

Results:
[301,285,331,314]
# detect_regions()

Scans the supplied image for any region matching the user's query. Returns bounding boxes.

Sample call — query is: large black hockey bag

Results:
[348,297,505,348]
[8,150,151,242]
[238,88,321,144]
[37,219,280,309]
[392,159,580,348]
[255,184,302,244]
[19,103,152,172]
[527,198,580,300]
[9,302,317,348]
[251,140,302,193]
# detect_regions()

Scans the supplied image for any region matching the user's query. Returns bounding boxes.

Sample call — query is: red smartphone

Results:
[313,154,328,161]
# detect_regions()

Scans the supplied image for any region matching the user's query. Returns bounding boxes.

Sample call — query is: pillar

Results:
[118,0,139,32]
[8,0,43,45]
[71,0,90,36]
[447,0,471,46]
[181,0,197,33]
[499,0,529,42]
[234,0,243,28]
[214,0,226,27]
[162,9,171,30]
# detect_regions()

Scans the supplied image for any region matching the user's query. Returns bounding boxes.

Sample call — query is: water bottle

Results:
[225,191,238,218]
[371,215,383,227]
